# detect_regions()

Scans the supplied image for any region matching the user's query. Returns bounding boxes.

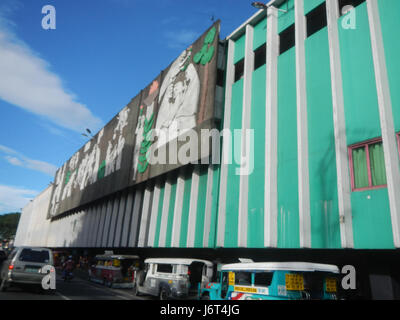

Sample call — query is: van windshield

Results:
[19,249,50,263]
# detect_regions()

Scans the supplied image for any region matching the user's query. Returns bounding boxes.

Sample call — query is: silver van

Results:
[0,246,54,291]
[134,258,214,300]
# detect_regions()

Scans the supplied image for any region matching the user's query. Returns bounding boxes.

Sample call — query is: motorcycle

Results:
[62,270,74,281]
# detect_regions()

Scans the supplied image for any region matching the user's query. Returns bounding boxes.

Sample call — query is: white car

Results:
[134,258,214,300]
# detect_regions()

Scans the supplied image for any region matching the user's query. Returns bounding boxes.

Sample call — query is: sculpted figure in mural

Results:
[76,128,103,190]
[132,81,159,180]
[105,107,129,176]
[155,47,200,148]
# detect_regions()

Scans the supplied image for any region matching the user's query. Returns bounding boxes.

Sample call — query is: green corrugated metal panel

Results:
[305,28,341,249]
[339,3,394,249]
[179,175,192,247]
[248,65,266,248]
[208,165,221,248]
[153,184,165,247]
[224,80,244,247]
[277,48,300,249]
[165,178,177,248]
[194,167,208,247]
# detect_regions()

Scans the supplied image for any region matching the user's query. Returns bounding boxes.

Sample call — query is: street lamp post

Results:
[251,1,287,13]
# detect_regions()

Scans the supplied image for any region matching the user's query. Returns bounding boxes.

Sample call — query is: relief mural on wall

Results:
[48,22,220,218]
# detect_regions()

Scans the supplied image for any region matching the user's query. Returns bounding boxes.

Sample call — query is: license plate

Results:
[25,268,39,273]
[326,278,337,293]
[285,274,304,291]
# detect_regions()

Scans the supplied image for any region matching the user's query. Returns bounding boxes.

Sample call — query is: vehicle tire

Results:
[0,279,8,292]
[201,293,210,300]
[159,287,169,300]
[133,283,140,296]
[136,270,145,286]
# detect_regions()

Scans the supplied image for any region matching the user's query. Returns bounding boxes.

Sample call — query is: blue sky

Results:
[0,0,261,214]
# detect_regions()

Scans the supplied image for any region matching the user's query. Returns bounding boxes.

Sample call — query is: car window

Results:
[18,248,50,263]
[254,272,274,287]
[235,272,252,286]
[156,264,173,273]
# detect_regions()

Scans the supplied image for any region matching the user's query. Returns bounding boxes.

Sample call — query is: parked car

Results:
[200,262,341,300]
[0,250,7,263]
[0,246,54,292]
[88,253,141,288]
[134,258,214,300]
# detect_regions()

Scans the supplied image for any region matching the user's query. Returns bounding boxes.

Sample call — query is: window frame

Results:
[397,132,400,159]
[348,137,387,192]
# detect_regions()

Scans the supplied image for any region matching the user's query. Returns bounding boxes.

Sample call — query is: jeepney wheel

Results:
[159,287,169,300]
[133,283,140,296]
[201,293,210,300]
[0,279,7,292]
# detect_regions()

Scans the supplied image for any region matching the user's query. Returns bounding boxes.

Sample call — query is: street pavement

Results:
[0,271,150,300]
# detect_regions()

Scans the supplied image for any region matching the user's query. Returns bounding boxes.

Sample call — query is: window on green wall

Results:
[279,24,295,55]
[234,58,244,82]
[254,44,266,70]
[306,2,327,38]
[349,138,387,191]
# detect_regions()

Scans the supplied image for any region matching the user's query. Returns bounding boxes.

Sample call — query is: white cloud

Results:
[0,184,38,213]
[0,11,103,133]
[4,156,23,166]
[0,144,57,176]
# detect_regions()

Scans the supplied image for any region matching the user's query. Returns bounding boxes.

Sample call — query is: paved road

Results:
[0,272,149,300]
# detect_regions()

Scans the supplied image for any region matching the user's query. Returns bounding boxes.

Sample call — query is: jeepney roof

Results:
[221,262,340,273]
[95,254,140,260]
[144,258,213,267]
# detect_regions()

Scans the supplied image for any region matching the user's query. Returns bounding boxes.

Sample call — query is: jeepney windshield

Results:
[230,271,273,287]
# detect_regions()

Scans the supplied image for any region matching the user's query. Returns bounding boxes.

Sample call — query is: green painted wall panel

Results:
[224,80,243,247]
[278,0,295,34]
[248,66,266,248]
[305,28,341,249]
[208,165,221,248]
[194,167,208,247]
[304,0,325,15]
[165,178,177,248]
[339,3,394,249]
[378,0,400,132]
[351,189,394,249]
[234,35,246,64]
[179,176,192,247]
[277,48,300,249]
[253,18,267,51]
[153,184,165,247]
[339,4,381,145]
